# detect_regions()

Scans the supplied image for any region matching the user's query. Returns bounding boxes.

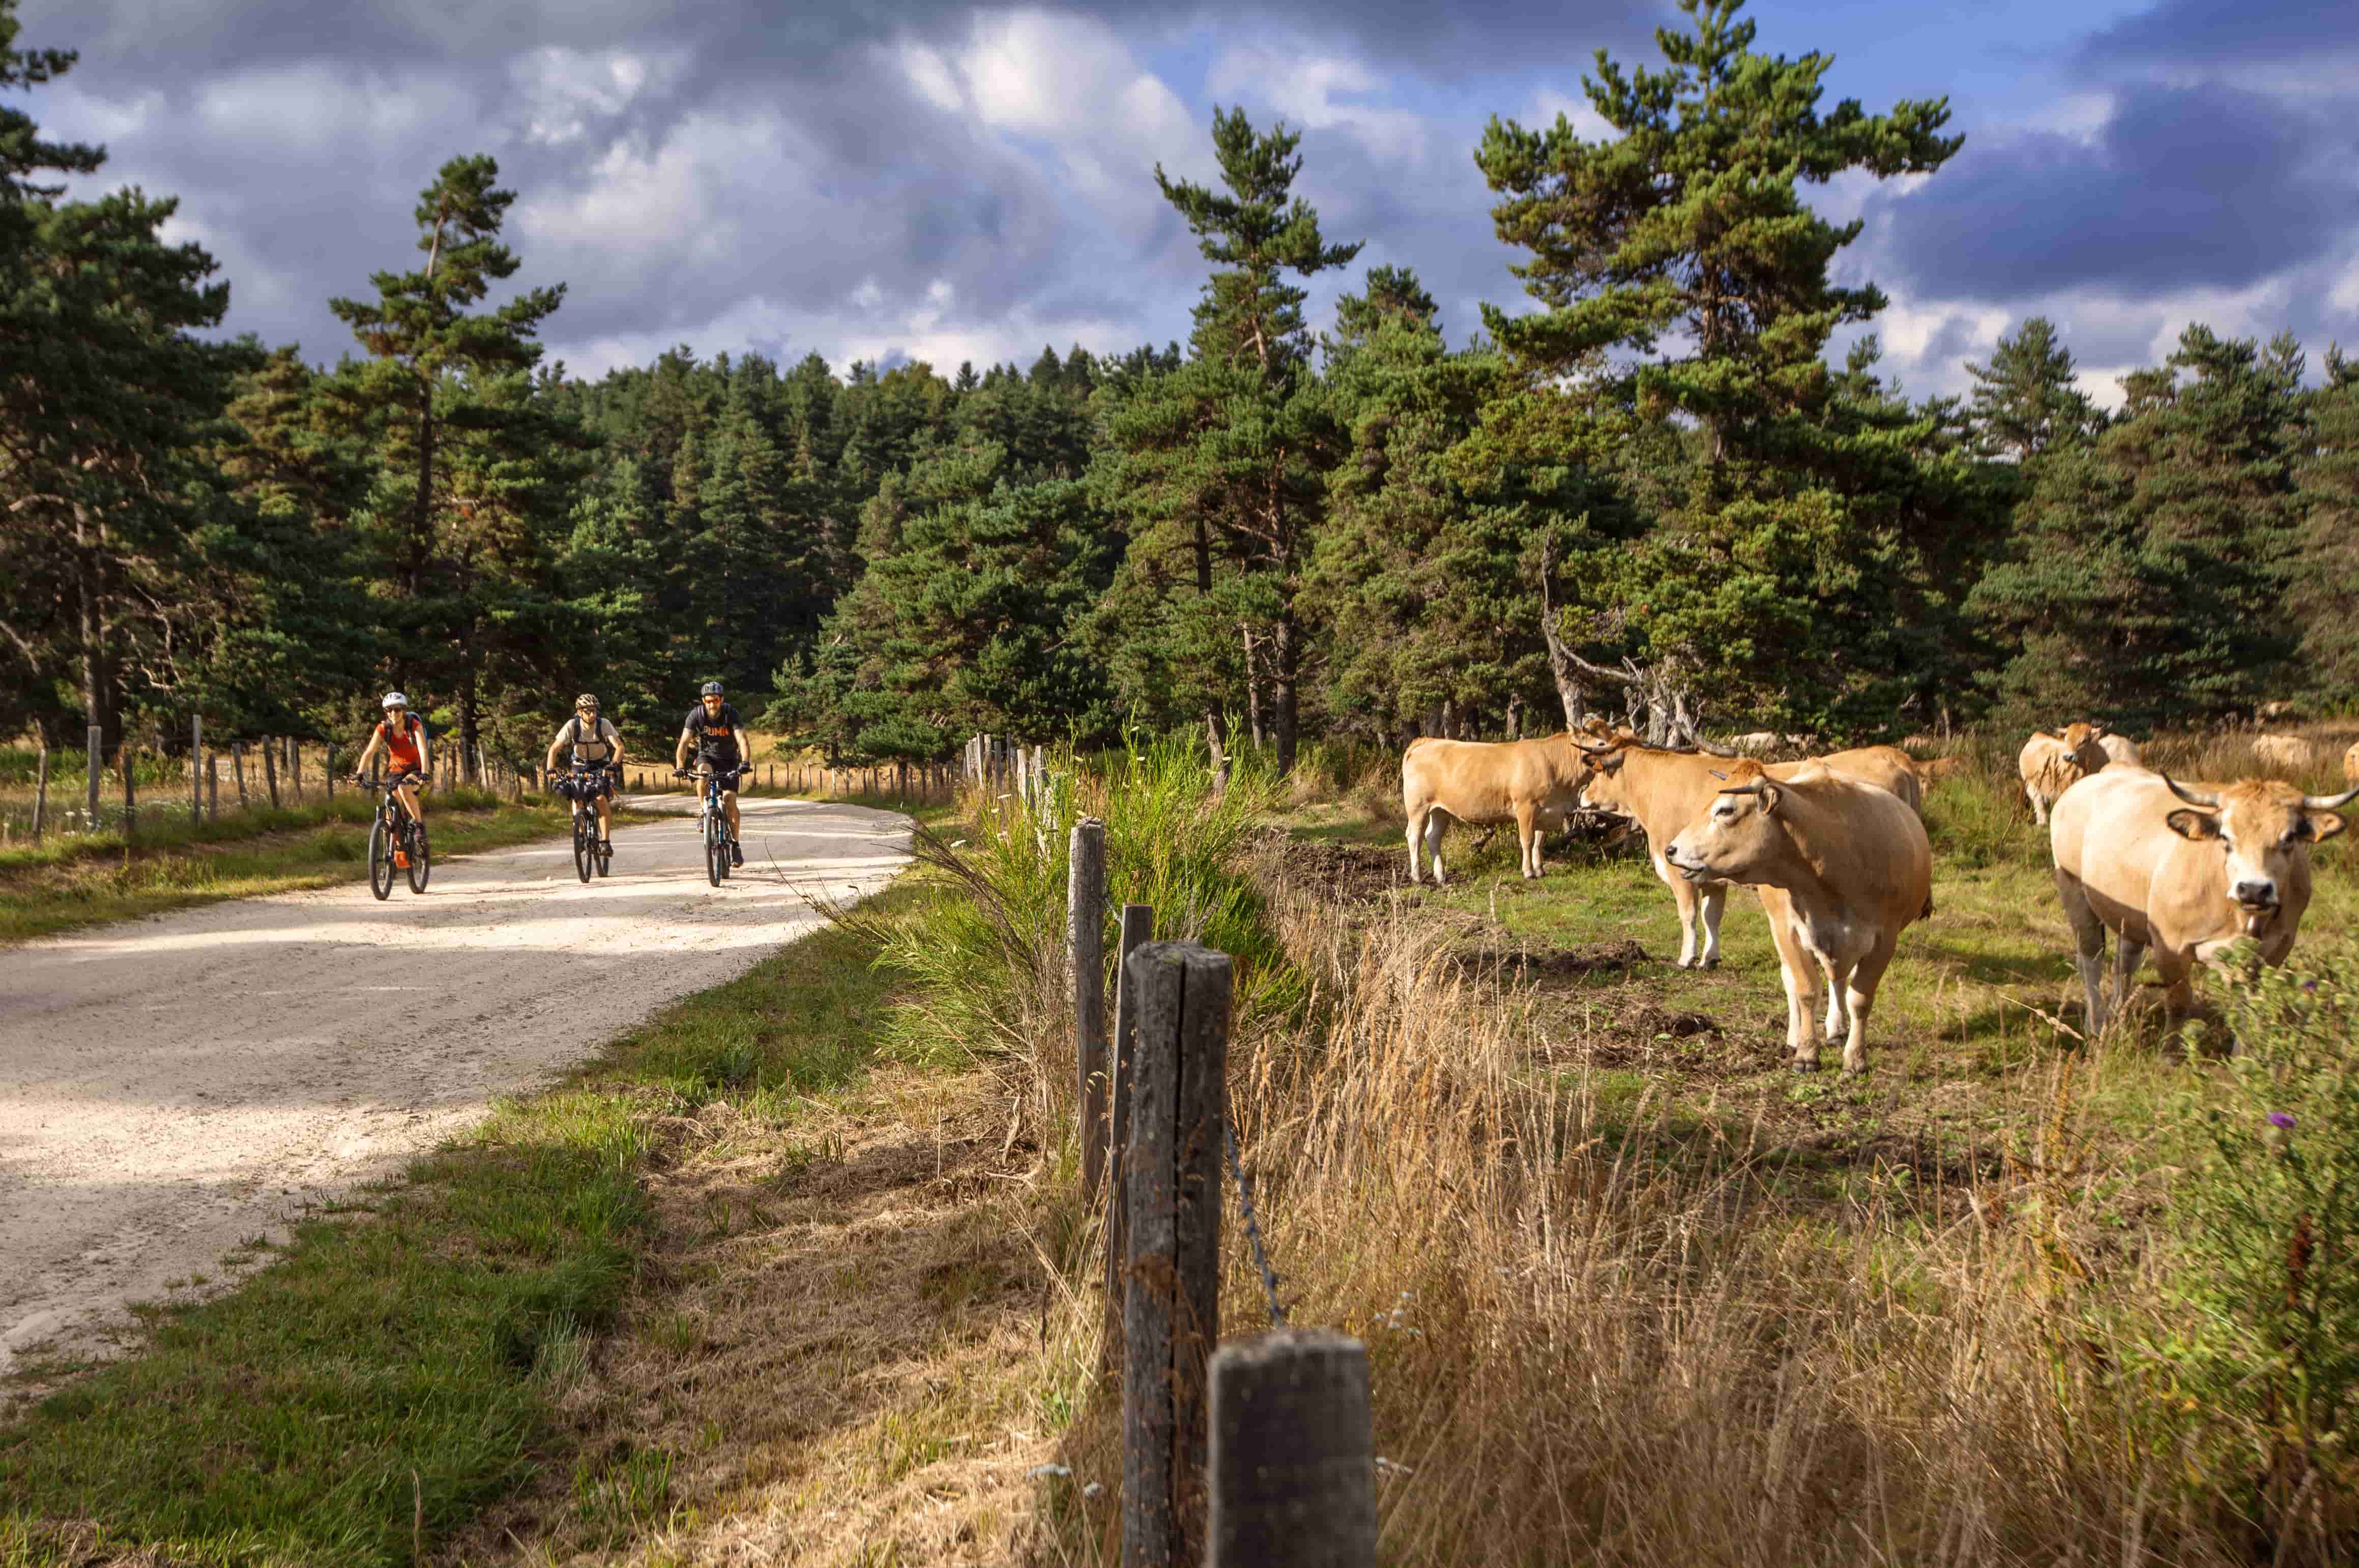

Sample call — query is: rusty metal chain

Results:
[1222,1091,1288,1327]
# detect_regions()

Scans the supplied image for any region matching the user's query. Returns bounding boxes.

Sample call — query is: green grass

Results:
[0,791,649,945]
[0,883,922,1567]
[1384,772,2359,1198]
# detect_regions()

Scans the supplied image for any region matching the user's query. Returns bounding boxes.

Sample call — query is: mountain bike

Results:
[357,771,429,899]
[675,764,742,887]
[564,762,616,882]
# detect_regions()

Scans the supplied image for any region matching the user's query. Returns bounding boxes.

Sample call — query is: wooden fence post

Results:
[189,718,202,822]
[1104,902,1155,1368]
[207,753,218,820]
[231,741,249,811]
[289,735,302,801]
[85,725,103,829]
[1207,1331,1377,1568]
[1071,819,1109,1199]
[1121,939,1230,1568]
[263,737,281,808]
[120,740,136,839]
[325,743,335,800]
[31,744,48,840]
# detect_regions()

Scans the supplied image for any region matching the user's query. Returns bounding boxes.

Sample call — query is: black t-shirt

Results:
[684,702,743,762]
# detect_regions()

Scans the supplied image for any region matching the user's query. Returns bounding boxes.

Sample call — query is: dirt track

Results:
[0,794,910,1383]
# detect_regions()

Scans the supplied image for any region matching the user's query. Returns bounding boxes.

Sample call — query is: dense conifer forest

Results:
[6,0,2355,770]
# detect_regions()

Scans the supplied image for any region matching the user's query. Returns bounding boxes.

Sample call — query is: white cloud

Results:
[1526,86,1616,144]
[1208,44,1428,162]
[510,45,678,146]
[882,10,1211,212]
[188,64,475,154]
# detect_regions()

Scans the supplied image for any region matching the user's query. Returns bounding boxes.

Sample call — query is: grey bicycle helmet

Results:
[381,691,409,709]
[700,681,724,697]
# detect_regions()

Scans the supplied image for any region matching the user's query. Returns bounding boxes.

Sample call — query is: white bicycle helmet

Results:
[382,691,409,709]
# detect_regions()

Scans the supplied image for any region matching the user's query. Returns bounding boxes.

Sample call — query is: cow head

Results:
[1570,733,1641,813]
[2161,775,2356,933]
[1663,760,1782,882]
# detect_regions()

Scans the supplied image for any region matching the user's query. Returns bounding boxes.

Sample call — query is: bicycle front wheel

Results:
[368,815,394,900]
[406,825,431,894]
[573,812,594,882]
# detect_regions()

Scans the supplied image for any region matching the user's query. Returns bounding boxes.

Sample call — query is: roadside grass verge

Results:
[0,880,942,1567]
[0,791,644,945]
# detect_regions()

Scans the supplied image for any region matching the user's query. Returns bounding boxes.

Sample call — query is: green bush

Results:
[2134,944,2359,1545]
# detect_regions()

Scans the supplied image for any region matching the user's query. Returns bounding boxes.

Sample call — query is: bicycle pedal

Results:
[393,851,411,868]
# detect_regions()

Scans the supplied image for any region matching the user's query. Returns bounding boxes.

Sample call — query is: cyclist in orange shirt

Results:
[350,692,428,835]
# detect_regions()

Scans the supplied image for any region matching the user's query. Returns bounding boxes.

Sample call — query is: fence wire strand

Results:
[1222,1093,1288,1328]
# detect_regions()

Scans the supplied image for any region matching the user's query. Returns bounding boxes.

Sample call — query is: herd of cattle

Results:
[1401,720,2359,1075]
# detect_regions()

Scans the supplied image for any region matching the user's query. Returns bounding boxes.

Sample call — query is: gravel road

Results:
[0,794,910,1383]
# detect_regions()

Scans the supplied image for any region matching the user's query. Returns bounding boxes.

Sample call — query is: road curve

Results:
[0,794,910,1382]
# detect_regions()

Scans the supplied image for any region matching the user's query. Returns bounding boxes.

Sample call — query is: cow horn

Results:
[2302,785,2359,812]
[2161,774,2220,809]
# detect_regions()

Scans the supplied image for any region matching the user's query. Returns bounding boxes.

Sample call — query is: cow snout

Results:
[2232,877,2280,910]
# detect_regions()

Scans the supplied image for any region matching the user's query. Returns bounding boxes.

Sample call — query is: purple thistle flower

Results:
[2267,1113,2297,1131]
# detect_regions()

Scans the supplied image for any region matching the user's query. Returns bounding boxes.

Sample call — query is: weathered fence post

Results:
[1071,819,1110,1198]
[231,741,250,811]
[289,735,302,801]
[1121,939,1230,1568]
[325,743,335,800]
[1207,1331,1377,1568]
[120,740,136,839]
[31,743,48,840]
[189,718,202,822]
[207,753,219,820]
[1104,902,1155,1367]
[263,737,281,808]
[85,725,103,829]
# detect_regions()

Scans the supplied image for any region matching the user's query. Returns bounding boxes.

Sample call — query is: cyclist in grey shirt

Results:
[546,692,624,850]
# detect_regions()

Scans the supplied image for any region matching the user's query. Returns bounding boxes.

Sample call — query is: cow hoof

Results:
[1841,1062,1869,1078]
[1790,1059,1820,1075]
[1700,956,1720,971]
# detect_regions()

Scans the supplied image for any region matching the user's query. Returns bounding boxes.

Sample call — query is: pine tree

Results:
[326,155,577,762]
[1095,107,1360,776]
[1473,0,1962,734]
[2290,349,2359,696]
[1971,325,2304,726]
[0,0,232,749]
[1965,317,2105,463]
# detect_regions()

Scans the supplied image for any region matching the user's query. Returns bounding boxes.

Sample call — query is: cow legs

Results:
[1423,811,1451,885]
[1517,804,1541,878]
[1655,853,1705,967]
[1763,903,1824,1071]
[1697,882,1727,970]
[1838,934,1900,1076]
[2027,784,2050,826]
[1405,809,1425,883]
[2054,868,2111,1036]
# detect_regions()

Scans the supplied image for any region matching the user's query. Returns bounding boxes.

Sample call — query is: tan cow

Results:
[1403,735,1594,883]
[2019,723,2112,825]
[2252,733,2315,773]
[2097,733,2142,767]
[2051,770,2358,1041]
[1662,760,1933,1074]
[1572,738,1922,969]
[2344,738,2359,787]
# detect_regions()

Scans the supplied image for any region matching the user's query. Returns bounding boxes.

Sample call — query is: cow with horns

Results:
[2050,770,2359,1042]
[1661,759,1933,1075]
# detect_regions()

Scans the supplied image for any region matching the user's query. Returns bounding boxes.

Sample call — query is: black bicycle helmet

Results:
[700,681,724,697]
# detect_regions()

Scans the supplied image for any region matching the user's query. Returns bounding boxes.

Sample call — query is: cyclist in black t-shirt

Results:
[675,680,748,866]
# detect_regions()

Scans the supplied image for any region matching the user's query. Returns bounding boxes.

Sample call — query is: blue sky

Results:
[19,0,2359,402]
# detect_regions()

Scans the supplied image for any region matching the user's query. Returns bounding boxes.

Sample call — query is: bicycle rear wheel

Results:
[368,814,394,900]
[573,809,593,882]
[406,824,431,893]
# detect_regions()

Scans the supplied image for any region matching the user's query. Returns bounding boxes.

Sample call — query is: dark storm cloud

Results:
[1868,78,2357,302]
[25,0,1669,91]
[2076,0,2359,73]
